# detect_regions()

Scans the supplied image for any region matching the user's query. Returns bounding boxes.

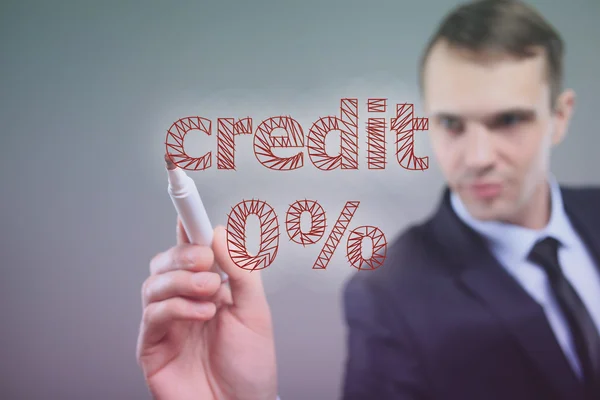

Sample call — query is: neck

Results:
[507,179,551,230]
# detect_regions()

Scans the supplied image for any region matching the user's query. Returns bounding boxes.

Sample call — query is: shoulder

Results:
[560,184,600,213]
[561,184,600,199]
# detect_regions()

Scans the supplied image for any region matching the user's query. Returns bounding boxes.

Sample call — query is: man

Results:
[136,0,600,399]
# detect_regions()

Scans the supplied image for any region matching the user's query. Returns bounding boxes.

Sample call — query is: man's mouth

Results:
[468,182,503,199]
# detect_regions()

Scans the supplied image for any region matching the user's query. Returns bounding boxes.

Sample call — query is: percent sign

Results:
[225,199,387,272]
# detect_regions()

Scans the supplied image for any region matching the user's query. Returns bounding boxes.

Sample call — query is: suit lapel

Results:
[561,187,600,276]
[429,187,585,399]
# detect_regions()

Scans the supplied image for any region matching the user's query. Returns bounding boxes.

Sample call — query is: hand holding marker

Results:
[136,154,277,400]
[164,153,229,282]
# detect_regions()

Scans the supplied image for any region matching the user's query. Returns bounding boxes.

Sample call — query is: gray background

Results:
[1,0,599,398]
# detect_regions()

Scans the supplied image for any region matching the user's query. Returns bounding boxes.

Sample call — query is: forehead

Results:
[422,41,550,115]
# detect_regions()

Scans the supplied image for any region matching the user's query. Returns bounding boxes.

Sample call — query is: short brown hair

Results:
[419,0,565,108]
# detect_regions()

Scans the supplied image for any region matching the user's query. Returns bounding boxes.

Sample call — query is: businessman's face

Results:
[422,40,574,225]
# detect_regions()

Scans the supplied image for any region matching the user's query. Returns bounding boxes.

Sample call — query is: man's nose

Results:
[463,128,495,170]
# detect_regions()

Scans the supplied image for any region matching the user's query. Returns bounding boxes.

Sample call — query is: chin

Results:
[462,194,509,222]
[468,207,504,221]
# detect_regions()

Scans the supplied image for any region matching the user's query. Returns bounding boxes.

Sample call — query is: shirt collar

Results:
[450,175,575,261]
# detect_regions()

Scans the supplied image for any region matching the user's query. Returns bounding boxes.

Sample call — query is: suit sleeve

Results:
[340,274,431,400]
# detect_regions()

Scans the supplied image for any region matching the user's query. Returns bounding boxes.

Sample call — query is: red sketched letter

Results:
[391,103,429,171]
[217,117,252,170]
[226,199,280,271]
[165,117,212,170]
[307,98,359,170]
[366,98,387,170]
[253,116,304,170]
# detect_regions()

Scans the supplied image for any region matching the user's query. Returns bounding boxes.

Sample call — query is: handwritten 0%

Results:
[225,200,388,271]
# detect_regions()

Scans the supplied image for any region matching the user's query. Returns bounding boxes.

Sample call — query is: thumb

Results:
[212,225,268,311]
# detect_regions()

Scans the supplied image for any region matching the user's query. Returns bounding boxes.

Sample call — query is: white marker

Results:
[165,154,228,282]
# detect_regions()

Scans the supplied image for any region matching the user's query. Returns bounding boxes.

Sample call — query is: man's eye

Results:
[497,113,522,127]
[440,117,463,132]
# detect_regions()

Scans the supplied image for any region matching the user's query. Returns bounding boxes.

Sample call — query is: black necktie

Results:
[528,236,600,396]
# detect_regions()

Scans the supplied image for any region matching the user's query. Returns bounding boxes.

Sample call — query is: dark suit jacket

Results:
[341,186,600,400]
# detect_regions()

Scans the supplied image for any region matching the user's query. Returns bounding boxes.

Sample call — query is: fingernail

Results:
[192,272,217,288]
[192,272,206,286]
[195,302,214,315]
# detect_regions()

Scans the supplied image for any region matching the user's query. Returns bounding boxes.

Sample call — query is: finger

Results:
[149,244,214,275]
[176,217,190,245]
[212,225,269,312]
[141,297,216,346]
[142,270,222,307]
[212,282,234,309]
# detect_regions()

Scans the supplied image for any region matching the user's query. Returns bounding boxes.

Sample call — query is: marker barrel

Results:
[167,168,228,281]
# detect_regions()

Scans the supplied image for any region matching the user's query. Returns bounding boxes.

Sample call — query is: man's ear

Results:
[551,89,576,145]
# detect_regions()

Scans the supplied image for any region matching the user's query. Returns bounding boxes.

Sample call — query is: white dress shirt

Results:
[450,176,600,378]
